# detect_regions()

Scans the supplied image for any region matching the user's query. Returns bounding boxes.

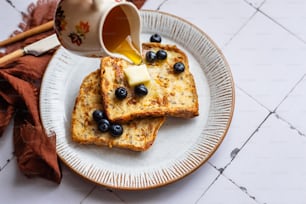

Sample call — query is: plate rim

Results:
[40,9,235,190]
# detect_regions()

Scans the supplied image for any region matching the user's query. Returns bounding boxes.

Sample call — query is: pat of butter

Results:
[124,64,151,86]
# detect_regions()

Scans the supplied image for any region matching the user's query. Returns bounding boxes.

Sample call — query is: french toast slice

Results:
[71,69,165,151]
[100,43,199,123]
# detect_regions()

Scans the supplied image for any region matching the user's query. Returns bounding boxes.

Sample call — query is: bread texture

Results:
[71,69,165,151]
[100,42,199,123]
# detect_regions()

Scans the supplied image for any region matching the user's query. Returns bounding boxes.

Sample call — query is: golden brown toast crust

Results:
[71,69,165,151]
[100,43,199,123]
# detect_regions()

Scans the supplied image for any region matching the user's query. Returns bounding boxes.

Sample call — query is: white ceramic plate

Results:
[40,10,235,190]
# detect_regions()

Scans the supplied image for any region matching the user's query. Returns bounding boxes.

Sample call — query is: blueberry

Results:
[150,33,162,43]
[98,119,110,132]
[134,84,148,96]
[115,87,128,99]
[145,51,157,63]
[173,62,185,73]
[156,50,167,60]
[109,124,123,137]
[92,110,105,122]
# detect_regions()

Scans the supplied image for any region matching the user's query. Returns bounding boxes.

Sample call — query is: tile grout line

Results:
[194,167,222,204]
[236,85,271,112]
[196,163,265,204]
[222,173,267,204]
[234,63,306,138]
[210,76,305,203]
[258,0,267,8]
[272,74,306,137]
[198,81,273,202]
[156,0,169,11]
[243,0,267,9]
[79,185,97,204]
[235,0,306,48]
[224,9,258,47]
[0,155,15,172]
[208,112,273,202]
[107,189,127,203]
[5,0,16,9]
[224,111,272,167]
[257,8,306,44]
[232,1,306,133]
[275,113,306,137]
[5,0,22,14]
[273,74,306,113]
[224,0,267,47]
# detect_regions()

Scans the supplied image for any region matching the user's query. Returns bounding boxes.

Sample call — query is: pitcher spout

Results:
[101,2,142,64]
[120,3,142,55]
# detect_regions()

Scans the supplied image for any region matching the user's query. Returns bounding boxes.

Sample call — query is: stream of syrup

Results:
[102,6,142,64]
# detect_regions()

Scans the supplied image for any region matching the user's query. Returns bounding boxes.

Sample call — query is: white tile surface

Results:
[91,164,219,204]
[277,74,306,135]
[244,0,265,8]
[0,121,14,169]
[223,11,306,111]
[81,187,124,204]
[261,0,306,42]
[142,0,165,10]
[159,0,256,48]
[0,1,22,42]
[198,174,258,204]
[0,159,94,204]
[1,0,306,203]
[208,88,269,170]
[8,0,36,14]
[224,114,306,204]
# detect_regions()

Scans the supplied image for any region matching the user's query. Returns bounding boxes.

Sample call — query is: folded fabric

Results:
[0,0,61,183]
[0,0,146,184]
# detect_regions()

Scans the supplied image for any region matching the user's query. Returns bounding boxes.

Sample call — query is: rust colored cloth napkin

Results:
[0,0,145,184]
[0,0,61,183]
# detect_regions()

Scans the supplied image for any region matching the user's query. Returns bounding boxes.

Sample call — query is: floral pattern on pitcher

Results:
[69,21,90,46]
[55,6,67,33]
[55,5,90,46]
